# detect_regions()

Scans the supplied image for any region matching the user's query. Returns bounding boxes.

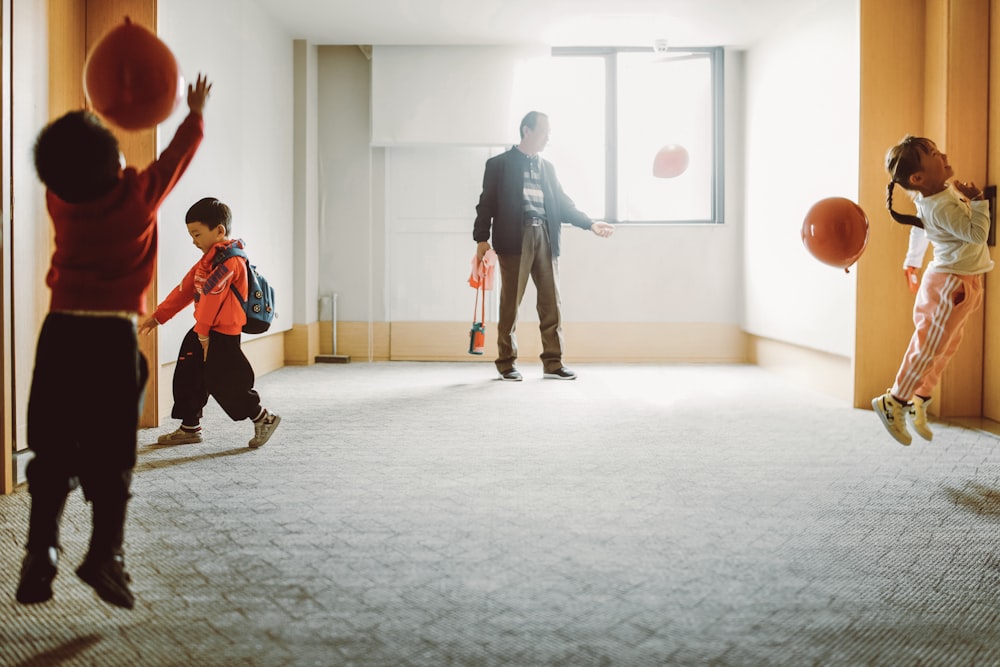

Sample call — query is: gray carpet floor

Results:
[2,361,1000,666]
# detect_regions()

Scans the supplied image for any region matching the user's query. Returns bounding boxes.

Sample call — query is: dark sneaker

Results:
[16,547,59,604]
[249,412,281,449]
[499,368,523,382]
[157,427,202,445]
[543,367,577,380]
[76,554,134,609]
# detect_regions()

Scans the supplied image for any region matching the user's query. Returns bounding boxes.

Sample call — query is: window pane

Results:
[617,52,714,222]
[536,57,606,220]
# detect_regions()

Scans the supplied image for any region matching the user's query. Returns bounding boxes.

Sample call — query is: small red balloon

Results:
[652,144,690,178]
[83,17,184,131]
[801,197,869,272]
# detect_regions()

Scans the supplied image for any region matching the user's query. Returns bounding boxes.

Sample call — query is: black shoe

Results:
[76,554,134,609]
[15,547,59,604]
[543,367,577,380]
[499,368,523,382]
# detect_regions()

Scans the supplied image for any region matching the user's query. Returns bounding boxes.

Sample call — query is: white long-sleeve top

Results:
[903,187,993,275]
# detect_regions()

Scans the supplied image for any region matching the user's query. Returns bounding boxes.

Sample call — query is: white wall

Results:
[292,40,319,325]
[10,0,52,450]
[317,46,387,325]
[742,1,860,357]
[157,0,295,363]
[371,45,548,146]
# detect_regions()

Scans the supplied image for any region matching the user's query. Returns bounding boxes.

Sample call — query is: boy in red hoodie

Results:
[139,197,280,451]
[16,76,211,610]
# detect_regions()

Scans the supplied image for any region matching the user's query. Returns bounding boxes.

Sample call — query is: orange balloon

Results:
[801,197,869,272]
[652,144,689,178]
[84,17,184,131]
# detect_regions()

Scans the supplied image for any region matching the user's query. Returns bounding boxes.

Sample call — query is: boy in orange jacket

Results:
[139,197,280,448]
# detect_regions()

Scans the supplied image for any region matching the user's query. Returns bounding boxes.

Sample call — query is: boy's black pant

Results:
[25,314,147,557]
[171,328,261,424]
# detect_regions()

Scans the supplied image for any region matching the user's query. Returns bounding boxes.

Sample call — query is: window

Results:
[542,47,723,224]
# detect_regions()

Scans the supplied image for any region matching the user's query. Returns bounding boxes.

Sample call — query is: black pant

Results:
[25,313,147,556]
[171,329,261,424]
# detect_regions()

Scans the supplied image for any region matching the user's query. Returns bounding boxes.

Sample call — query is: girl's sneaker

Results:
[872,390,912,446]
[909,396,934,441]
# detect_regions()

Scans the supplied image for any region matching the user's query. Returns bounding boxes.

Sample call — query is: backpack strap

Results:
[211,245,248,268]
[209,246,250,324]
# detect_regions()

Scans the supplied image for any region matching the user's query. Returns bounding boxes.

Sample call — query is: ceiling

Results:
[251,0,831,49]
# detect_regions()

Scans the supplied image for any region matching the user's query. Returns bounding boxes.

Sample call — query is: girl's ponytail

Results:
[886,180,924,229]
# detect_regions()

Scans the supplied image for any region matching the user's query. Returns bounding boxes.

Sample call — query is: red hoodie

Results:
[152,239,248,337]
[45,112,204,314]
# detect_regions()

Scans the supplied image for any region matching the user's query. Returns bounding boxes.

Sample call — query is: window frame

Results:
[551,46,725,225]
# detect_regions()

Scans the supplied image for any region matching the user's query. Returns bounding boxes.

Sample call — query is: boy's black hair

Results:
[34,110,121,203]
[185,197,232,236]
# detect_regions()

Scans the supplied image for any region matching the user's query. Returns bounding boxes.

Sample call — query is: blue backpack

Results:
[211,246,275,334]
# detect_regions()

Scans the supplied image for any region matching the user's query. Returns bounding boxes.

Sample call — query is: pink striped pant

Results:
[892,270,984,401]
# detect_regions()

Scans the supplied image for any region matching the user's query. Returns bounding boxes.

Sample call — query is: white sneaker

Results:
[872,391,912,446]
[249,411,281,449]
[157,427,202,445]
[908,396,933,441]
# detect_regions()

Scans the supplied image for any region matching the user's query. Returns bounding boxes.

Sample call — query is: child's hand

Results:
[952,180,983,201]
[138,317,159,336]
[904,266,920,294]
[199,335,209,360]
[187,74,212,115]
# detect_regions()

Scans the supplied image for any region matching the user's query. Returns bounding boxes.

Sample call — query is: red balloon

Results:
[83,17,183,131]
[652,144,690,178]
[801,197,869,272]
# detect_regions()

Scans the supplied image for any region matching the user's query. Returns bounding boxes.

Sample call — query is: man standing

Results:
[473,111,614,381]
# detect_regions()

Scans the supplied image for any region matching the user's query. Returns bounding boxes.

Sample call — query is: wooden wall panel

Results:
[936,0,989,416]
[84,0,159,426]
[984,0,1000,421]
[855,0,926,408]
[857,0,990,417]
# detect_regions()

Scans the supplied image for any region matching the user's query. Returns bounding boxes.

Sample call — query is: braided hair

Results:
[884,135,931,229]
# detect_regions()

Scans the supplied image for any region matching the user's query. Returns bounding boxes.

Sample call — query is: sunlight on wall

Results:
[743,1,859,358]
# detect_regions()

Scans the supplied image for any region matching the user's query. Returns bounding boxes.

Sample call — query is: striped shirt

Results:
[522,153,546,221]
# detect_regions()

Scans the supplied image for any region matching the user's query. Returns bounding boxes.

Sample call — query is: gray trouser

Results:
[495,225,564,373]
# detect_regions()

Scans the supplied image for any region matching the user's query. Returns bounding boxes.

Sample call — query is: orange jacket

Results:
[152,239,248,336]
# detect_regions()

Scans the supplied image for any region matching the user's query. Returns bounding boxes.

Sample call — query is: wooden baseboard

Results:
[284,322,320,365]
[386,321,749,363]
[748,336,852,403]
[317,321,390,361]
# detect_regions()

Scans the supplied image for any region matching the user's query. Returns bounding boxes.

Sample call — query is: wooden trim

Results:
[857,0,990,417]
[983,0,1000,422]
[0,0,12,494]
[85,0,159,426]
[385,321,749,363]
[856,0,926,410]
[283,321,320,365]
[318,321,390,361]
[749,336,852,403]
[935,0,989,417]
